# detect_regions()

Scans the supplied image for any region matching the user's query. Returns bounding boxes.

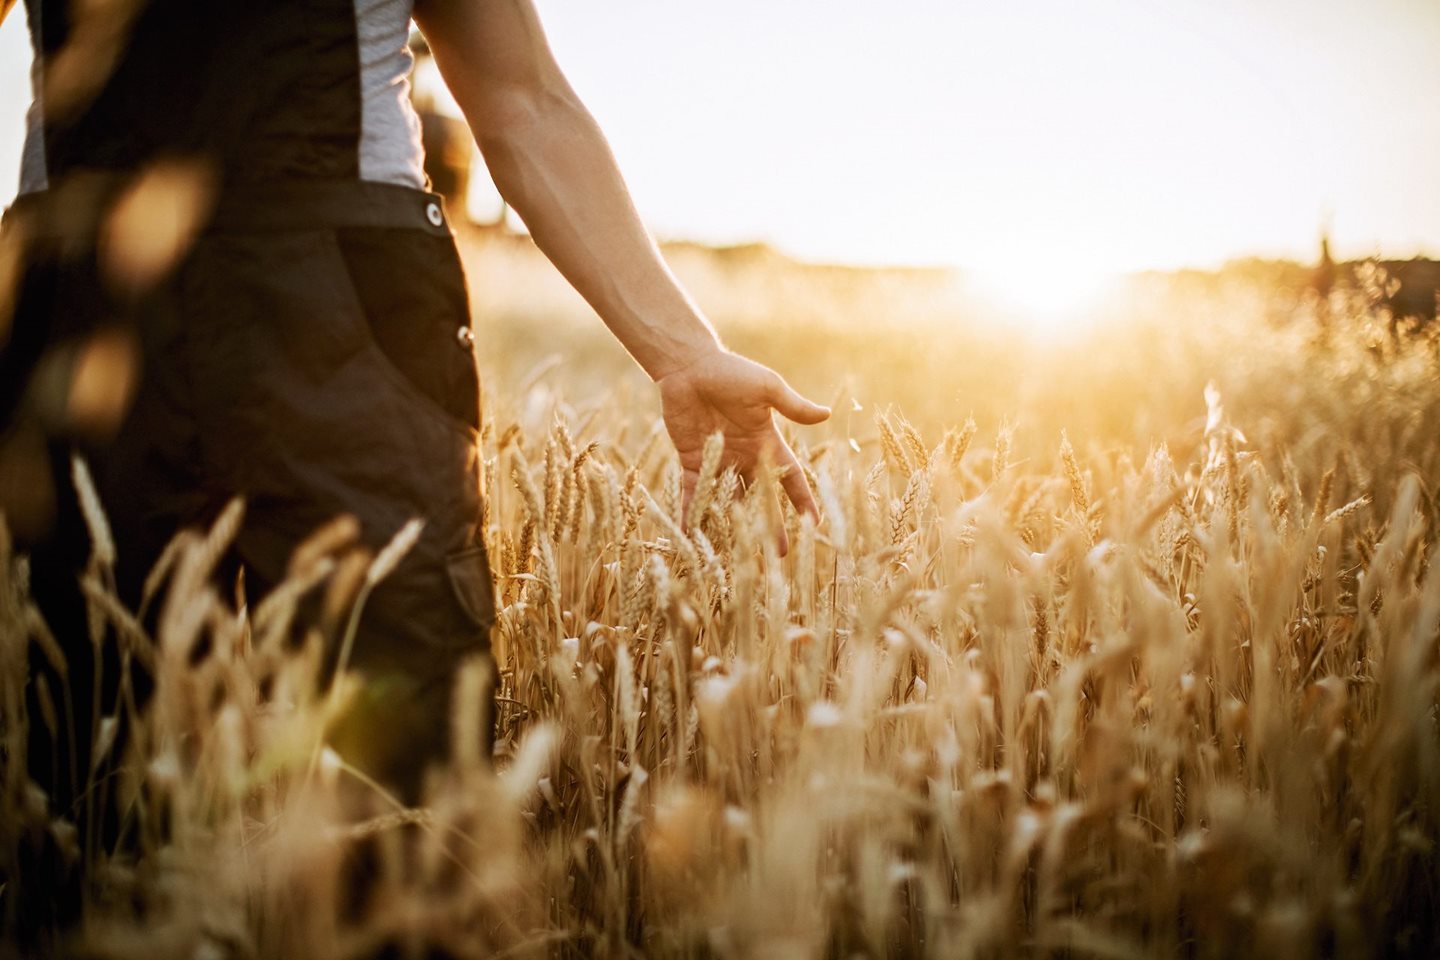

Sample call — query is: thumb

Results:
[768,374,831,425]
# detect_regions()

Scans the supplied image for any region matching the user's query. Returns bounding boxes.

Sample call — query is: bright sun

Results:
[966,259,1120,338]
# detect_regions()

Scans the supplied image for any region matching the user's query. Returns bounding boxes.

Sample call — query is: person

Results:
[1,0,829,814]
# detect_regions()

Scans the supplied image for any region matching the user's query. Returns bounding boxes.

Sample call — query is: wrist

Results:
[644,327,726,383]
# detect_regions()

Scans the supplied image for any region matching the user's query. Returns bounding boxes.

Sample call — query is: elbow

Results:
[468,80,583,147]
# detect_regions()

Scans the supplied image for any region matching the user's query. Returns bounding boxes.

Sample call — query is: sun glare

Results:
[966,260,1119,338]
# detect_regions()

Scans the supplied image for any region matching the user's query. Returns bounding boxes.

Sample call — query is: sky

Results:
[2,0,1437,279]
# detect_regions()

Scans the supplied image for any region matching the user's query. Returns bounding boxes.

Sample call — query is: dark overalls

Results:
[4,0,498,815]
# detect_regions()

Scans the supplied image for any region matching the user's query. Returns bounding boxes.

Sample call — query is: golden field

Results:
[3,233,1439,958]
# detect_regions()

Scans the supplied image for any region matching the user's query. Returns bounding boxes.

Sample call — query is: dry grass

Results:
[3,251,1440,959]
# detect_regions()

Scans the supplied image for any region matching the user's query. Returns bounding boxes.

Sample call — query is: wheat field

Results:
[3,240,1439,959]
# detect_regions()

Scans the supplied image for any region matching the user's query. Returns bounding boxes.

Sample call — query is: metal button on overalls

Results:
[425,201,444,226]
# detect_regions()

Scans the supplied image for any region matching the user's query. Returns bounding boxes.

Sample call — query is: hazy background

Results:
[2,0,1437,281]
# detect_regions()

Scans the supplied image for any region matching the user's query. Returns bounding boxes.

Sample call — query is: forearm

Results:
[415,0,722,381]
[473,92,722,380]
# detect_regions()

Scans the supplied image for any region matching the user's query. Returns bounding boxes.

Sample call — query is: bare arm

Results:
[413,0,713,382]
[414,0,829,526]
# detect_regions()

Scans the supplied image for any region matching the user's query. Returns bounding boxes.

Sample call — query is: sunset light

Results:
[1,1,1438,955]
[4,0,1439,291]
[966,258,1120,337]
[538,0,1440,278]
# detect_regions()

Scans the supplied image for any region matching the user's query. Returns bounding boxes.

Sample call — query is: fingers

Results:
[679,467,699,530]
[695,454,794,555]
[774,434,819,522]
[766,373,831,426]
[773,506,791,557]
[719,437,810,557]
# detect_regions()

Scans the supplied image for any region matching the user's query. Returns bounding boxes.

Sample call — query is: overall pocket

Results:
[182,227,496,648]
[332,225,481,434]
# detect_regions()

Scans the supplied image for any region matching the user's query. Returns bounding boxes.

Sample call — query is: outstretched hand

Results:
[655,349,829,545]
